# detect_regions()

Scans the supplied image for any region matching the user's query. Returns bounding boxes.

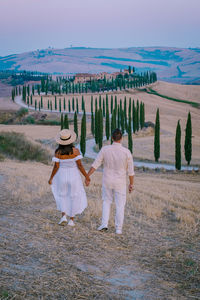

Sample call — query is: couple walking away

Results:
[48,128,135,234]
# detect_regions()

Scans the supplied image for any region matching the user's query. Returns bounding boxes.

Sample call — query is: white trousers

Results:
[101,186,126,230]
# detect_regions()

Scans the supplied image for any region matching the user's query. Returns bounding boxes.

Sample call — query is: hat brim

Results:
[55,131,77,145]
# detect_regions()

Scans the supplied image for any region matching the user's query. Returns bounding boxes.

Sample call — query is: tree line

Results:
[12,69,157,99]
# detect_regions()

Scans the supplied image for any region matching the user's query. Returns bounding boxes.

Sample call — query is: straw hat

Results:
[55,129,77,145]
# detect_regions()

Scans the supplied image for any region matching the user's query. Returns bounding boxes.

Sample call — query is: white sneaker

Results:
[116,229,122,235]
[58,215,67,225]
[68,219,75,227]
[97,224,108,231]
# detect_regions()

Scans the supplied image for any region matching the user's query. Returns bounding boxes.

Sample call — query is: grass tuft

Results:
[0,131,50,164]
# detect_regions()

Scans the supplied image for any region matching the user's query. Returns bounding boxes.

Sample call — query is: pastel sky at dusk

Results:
[0,0,200,56]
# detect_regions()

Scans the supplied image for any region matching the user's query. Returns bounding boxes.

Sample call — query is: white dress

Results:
[51,155,87,217]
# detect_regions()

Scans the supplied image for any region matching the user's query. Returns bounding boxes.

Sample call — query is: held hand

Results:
[85,176,91,187]
[129,184,134,193]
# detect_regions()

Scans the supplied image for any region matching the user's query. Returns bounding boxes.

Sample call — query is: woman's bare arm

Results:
[76,159,90,182]
[74,148,90,185]
[48,162,59,185]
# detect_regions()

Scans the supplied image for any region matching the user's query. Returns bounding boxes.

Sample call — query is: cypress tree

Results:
[136,100,140,131]
[61,113,64,130]
[39,102,41,111]
[91,111,95,136]
[175,120,181,170]
[59,98,61,112]
[72,97,75,111]
[128,109,133,153]
[30,94,33,105]
[50,101,52,111]
[82,95,85,111]
[129,98,132,118]
[143,102,145,127]
[80,112,86,156]
[132,100,136,133]
[64,98,66,111]
[83,110,86,138]
[40,96,43,108]
[55,96,57,110]
[37,85,40,95]
[94,107,99,144]
[27,96,29,107]
[111,95,113,113]
[115,96,117,110]
[11,89,15,101]
[27,85,30,96]
[117,105,120,129]
[113,107,117,129]
[64,114,69,129]
[184,112,192,165]
[105,102,110,140]
[91,96,93,113]
[111,112,115,144]
[140,102,143,129]
[95,98,98,110]
[103,98,105,117]
[32,85,34,95]
[98,108,103,150]
[48,99,49,110]
[35,100,37,111]
[76,98,79,114]
[99,95,102,109]
[121,109,125,134]
[154,108,160,162]
[124,96,127,131]
[74,111,78,137]
[68,99,71,112]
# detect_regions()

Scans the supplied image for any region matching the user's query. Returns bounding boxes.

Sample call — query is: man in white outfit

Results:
[88,128,135,234]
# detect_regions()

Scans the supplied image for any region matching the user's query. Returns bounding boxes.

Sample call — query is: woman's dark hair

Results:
[55,143,74,155]
[112,128,122,141]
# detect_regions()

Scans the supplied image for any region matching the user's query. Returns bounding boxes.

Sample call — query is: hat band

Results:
[60,135,71,141]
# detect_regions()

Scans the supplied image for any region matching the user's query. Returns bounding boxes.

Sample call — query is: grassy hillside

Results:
[0,47,200,83]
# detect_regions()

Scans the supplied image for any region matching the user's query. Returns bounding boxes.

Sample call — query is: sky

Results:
[0,0,200,56]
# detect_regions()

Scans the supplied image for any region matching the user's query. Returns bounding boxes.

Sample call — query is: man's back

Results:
[92,142,134,191]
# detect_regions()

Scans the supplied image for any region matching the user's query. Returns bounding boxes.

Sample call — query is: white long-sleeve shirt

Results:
[92,142,134,192]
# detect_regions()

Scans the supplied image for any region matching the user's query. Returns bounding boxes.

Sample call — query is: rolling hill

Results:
[0,47,200,84]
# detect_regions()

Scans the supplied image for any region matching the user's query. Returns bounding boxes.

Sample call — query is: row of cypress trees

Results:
[154,109,192,169]
[61,107,192,167]
[15,70,157,98]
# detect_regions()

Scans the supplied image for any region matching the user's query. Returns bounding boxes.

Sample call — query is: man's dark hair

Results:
[112,128,122,141]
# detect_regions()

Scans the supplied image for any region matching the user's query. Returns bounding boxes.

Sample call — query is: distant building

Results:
[74,73,96,84]
[73,69,133,84]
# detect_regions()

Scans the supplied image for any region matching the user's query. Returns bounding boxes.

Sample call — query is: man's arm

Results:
[129,175,134,193]
[88,167,96,177]
[127,151,135,193]
[88,148,104,178]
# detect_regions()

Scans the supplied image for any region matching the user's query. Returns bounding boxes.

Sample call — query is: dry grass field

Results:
[0,158,199,299]
[0,81,200,299]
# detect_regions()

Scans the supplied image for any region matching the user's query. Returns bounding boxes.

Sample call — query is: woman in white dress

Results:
[48,129,90,226]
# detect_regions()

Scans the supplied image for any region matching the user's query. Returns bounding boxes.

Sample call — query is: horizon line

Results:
[1,45,200,58]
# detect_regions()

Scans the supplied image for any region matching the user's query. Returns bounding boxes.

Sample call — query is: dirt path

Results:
[0,160,199,299]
